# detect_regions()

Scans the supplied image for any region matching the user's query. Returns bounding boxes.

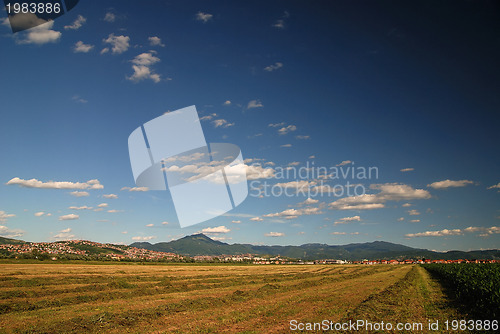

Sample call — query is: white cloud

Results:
[487,183,500,189]
[278,125,297,135]
[427,179,474,189]
[122,231,128,234]
[330,232,346,235]
[72,95,88,103]
[121,187,149,192]
[161,221,169,225]
[408,209,420,216]
[268,122,286,128]
[250,217,263,222]
[247,100,263,109]
[406,228,462,238]
[223,100,231,106]
[409,219,420,223]
[146,223,154,227]
[212,119,234,128]
[336,160,352,167]
[273,19,285,29]
[329,183,430,210]
[6,177,103,190]
[132,236,157,241]
[16,20,61,45]
[59,214,79,221]
[53,228,75,240]
[370,183,431,201]
[163,161,254,185]
[70,191,89,197]
[245,164,276,180]
[400,168,414,172]
[68,206,92,210]
[280,144,292,148]
[97,203,108,208]
[0,225,24,238]
[334,216,361,225]
[264,62,283,72]
[128,64,161,83]
[196,12,213,23]
[298,198,319,206]
[0,211,16,222]
[148,36,165,47]
[265,232,284,237]
[103,12,116,22]
[295,135,310,140]
[274,180,317,190]
[464,226,500,237]
[34,212,45,217]
[103,34,130,54]
[163,152,207,163]
[200,226,230,234]
[107,210,120,213]
[64,15,86,30]
[103,194,118,199]
[131,51,160,66]
[397,217,405,221]
[73,41,94,53]
[264,207,322,219]
[231,220,241,224]
[329,195,385,210]
[200,113,217,121]
[406,226,500,238]
[247,131,261,138]
[402,203,412,207]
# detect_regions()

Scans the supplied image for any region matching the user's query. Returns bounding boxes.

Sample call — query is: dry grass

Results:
[0,263,462,333]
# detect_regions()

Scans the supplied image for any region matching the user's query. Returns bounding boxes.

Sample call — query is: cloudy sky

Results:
[0,1,499,251]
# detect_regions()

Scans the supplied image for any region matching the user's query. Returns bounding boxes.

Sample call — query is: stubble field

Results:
[0,263,463,333]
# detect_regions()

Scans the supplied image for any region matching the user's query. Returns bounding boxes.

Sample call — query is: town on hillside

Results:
[0,240,180,261]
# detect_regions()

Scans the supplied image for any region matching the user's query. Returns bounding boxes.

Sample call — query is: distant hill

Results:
[130,234,500,261]
[0,236,26,245]
[1,234,498,261]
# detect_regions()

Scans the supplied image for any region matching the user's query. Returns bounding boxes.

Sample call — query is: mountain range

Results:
[131,234,500,261]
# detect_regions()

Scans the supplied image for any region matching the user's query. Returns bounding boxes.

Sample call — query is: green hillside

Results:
[0,236,26,245]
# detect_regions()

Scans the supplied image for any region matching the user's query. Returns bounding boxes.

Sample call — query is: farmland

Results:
[422,263,500,320]
[0,262,465,333]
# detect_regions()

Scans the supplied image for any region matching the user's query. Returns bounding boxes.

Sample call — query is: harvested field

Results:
[0,263,464,333]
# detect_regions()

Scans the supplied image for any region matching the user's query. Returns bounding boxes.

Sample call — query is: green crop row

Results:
[422,263,500,320]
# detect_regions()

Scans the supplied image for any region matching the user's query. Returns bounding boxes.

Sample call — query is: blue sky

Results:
[0,0,499,252]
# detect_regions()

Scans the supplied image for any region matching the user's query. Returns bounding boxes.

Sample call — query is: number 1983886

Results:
[6,2,61,15]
